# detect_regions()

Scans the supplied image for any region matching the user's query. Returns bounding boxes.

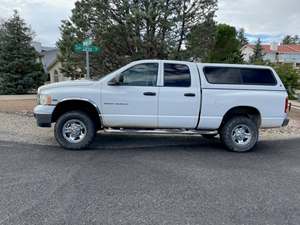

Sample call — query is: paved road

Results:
[0,134,299,225]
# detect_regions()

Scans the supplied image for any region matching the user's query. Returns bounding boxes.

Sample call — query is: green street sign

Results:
[74,43,100,53]
[83,38,92,47]
[74,43,84,52]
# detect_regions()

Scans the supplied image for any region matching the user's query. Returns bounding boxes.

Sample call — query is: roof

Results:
[128,60,273,70]
[41,49,60,72]
[246,44,300,54]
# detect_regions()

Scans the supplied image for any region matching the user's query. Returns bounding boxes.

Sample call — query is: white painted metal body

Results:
[35,60,288,131]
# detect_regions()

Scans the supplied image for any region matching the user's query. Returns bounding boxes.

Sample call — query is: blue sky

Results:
[0,0,299,46]
[245,34,285,44]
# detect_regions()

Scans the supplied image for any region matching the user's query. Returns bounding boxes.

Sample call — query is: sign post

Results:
[74,38,101,79]
[85,50,90,79]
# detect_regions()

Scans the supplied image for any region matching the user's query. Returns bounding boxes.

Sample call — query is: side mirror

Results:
[108,79,119,86]
[108,76,122,86]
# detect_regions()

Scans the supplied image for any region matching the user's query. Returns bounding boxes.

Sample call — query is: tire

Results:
[201,134,218,139]
[54,111,96,150]
[220,116,258,152]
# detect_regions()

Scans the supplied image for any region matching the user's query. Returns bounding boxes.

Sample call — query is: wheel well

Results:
[220,106,261,128]
[52,100,102,129]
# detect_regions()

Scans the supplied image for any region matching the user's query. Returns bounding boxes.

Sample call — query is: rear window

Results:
[164,63,191,87]
[204,67,277,85]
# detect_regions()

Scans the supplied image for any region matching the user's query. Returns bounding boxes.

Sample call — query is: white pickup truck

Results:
[34,60,290,152]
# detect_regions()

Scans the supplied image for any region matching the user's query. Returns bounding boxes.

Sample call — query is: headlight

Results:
[38,94,52,105]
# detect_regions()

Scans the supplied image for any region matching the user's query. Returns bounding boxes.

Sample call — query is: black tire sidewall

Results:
[54,111,96,150]
[220,116,258,152]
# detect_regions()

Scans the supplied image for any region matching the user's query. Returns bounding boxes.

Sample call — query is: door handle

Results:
[184,93,196,97]
[143,92,156,96]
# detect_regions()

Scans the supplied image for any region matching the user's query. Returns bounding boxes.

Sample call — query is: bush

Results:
[272,64,300,99]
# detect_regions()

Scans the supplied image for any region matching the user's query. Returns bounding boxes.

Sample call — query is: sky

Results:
[0,0,299,47]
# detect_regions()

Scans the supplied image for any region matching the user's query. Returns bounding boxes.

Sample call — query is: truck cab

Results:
[34,60,289,152]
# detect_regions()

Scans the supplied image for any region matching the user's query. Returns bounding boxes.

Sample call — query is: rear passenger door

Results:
[158,62,201,128]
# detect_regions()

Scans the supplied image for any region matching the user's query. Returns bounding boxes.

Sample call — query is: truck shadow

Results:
[90,133,300,154]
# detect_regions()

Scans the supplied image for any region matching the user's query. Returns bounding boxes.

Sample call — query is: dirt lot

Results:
[0,99,36,114]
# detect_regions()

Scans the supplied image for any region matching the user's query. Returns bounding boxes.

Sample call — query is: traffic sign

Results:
[74,44,100,53]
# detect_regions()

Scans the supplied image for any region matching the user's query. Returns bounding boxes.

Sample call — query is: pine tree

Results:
[185,14,216,62]
[0,11,46,94]
[57,0,218,79]
[208,24,244,64]
[250,38,265,64]
[237,28,248,47]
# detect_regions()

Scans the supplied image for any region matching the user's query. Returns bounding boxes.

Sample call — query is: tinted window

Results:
[204,67,242,84]
[204,67,277,85]
[164,64,191,87]
[241,68,277,85]
[119,63,158,86]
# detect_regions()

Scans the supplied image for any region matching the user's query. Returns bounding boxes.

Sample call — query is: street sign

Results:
[84,46,100,53]
[74,43,84,52]
[83,38,92,47]
[74,38,101,80]
[74,44,100,53]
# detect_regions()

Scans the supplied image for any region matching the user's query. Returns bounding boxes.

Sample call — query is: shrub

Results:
[272,63,300,99]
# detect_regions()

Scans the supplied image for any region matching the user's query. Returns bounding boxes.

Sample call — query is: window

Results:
[118,63,158,86]
[164,63,191,87]
[241,68,277,85]
[204,67,277,85]
[53,70,59,83]
[204,67,241,84]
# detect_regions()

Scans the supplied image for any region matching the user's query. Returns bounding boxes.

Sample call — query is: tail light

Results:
[284,97,290,113]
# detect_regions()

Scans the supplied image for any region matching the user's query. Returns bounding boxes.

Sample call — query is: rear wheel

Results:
[54,111,96,150]
[220,116,258,152]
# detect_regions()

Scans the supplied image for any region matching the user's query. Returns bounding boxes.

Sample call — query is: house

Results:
[242,43,300,69]
[32,42,68,83]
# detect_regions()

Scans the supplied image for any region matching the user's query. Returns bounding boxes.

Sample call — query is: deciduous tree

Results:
[282,35,300,44]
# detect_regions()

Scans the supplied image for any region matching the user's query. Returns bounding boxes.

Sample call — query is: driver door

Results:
[101,63,159,128]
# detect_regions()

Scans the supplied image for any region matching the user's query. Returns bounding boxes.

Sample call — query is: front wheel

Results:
[54,111,96,150]
[220,116,258,152]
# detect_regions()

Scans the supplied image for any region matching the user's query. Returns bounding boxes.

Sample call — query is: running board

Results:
[103,128,218,135]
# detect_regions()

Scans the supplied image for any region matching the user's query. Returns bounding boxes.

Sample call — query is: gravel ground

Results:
[0,110,299,146]
[0,113,55,146]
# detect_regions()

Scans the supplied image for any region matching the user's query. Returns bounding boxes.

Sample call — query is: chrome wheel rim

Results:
[231,124,252,146]
[62,119,87,143]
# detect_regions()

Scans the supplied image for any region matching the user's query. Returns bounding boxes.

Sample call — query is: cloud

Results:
[1,0,299,46]
[216,0,300,41]
[0,0,76,46]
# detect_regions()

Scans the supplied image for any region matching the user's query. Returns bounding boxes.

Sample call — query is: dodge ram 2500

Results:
[34,60,289,152]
